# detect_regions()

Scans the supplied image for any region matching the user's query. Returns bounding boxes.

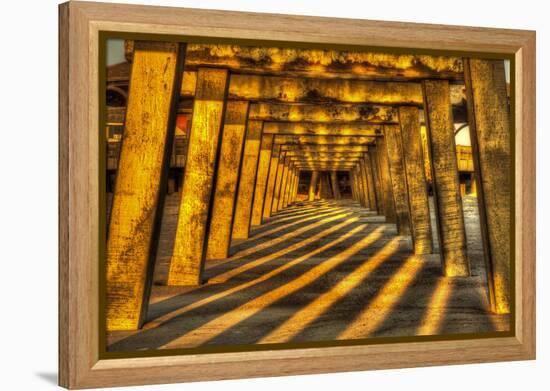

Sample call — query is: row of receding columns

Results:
[106,40,511,331]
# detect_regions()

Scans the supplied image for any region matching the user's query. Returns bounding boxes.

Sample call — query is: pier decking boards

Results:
[107,197,509,351]
[104,42,512,346]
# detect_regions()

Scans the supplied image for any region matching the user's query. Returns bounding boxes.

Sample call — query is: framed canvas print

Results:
[59,1,536,389]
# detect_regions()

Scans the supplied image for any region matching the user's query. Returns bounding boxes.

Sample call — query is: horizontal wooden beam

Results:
[274,135,375,145]
[263,121,382,136]
[297,165,357,170]
[285,152,364,158]
[290,157,361,163]
[225,74,424,104]
[183,44,464,82]
[249,102,397,123]
[280,144,369,152]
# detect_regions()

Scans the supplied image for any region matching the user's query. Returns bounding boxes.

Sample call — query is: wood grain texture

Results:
[59,2,535,388]
[249,102,397,123]
[168,68,229,285]
[398,106,433,254]
[272,153,288,212]
[228,74,424,104]
[464,59,511,314]
[250,133,273,225]
[357,161,369,207]
[362,154,377,211]
[206,101,249,260]
[277,159,291,210]
[330,171,341,199]
[282,166,295,207]
[263,121,381,136]
[376,137,397,223]
[384,124,412,235]
[184,43,463,81]
[308,170,319,201]
[422,80,469,276]
[105,41,184,330]
[369,147,384,215]
[232,120,263,239]
[262,144,281,218]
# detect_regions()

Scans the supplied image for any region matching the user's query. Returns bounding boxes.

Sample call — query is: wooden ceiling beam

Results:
[182,43,464,82]
[280,144,368,152]
[274,135,374,145]
[248,102,397,123]
[263,121,382,136]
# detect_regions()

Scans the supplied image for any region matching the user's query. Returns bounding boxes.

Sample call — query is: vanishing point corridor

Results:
[107,196,509,351]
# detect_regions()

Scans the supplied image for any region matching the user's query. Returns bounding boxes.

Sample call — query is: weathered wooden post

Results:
[358,159,373,209]
[330,171,341,199]
[308,170,319,201]
[283,167,295,208]
[384,124,412,235]
[422,79,470,276]
[277,159,291,210]
[272,153,288,212]
[232,120,263,240]
[369,147,384,215]
[262,144,281,219]
[357,161,369,208]
[362,154,378,212]
[292,170,300,203]
[106,41,185,330]
[376,137,397,223]
[250,134,274,226]
[464,59,511,314]
[206,101,250,260]
[349,169,357,201]
[320,172,333,199]
[398,106,433,254]
[167,68,230,286]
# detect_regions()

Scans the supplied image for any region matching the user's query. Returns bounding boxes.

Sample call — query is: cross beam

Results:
[274,135,374,145]
[249,102,397,123]
[263,121,382,136]
[182,43,464,82]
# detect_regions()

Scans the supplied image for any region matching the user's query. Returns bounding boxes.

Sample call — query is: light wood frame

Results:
[59,1,536,388]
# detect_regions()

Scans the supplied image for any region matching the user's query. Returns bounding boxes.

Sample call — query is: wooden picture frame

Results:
[59,1,536,388]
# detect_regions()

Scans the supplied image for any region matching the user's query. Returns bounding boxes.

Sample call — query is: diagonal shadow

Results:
[205,239,408,346]
[108,221,374,352]
[146,216,363,322]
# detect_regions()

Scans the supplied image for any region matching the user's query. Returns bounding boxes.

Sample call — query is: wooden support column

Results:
[262,144,281,219]
[106,41,185,330]
[205,101,250,260]
[308,170,319,201]
[290,169,298,204]
[277,159,291,210]
[358,161,369,208]
[330,171,341,199]
[320,172,333,199]
[292,170,300,202]
[349,169,357,201]
[363,154,378,212]
[251,134,274,225]
[422,80,469,277]
[282,165,294,208]
[168,68,229,286]
[369,147,384,214]
[464,59,511,313]
[355,166,365,207]
[399,106,433,254]
[232,120,263,240]
[384,124,412,235]
[272,153,288,213]
[376,137,397,223]
[362,160,373,209]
